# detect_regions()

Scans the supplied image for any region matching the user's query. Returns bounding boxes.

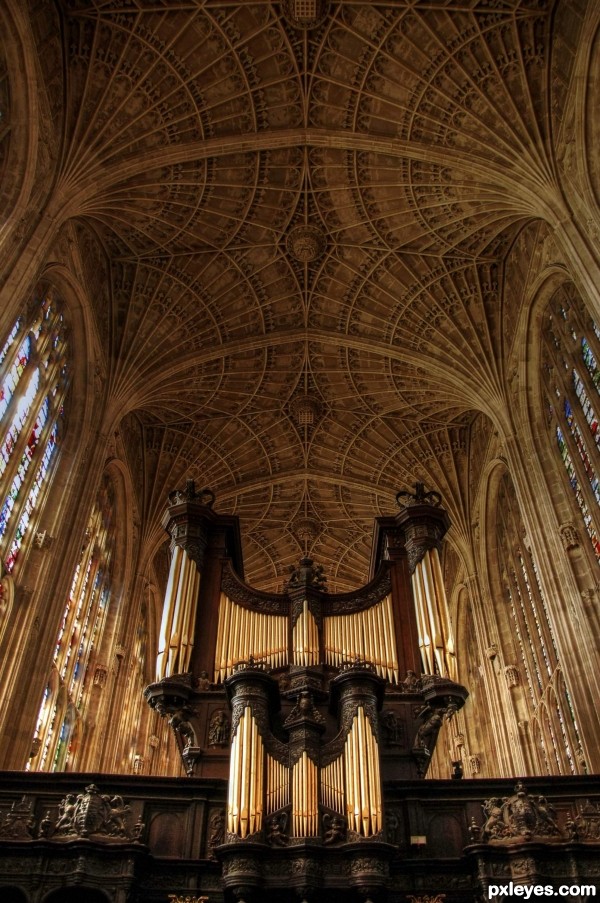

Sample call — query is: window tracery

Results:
[0,290,68,573]
[542,285,600,562]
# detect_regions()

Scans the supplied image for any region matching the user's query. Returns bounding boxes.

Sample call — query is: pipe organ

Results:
[145,481,468,902]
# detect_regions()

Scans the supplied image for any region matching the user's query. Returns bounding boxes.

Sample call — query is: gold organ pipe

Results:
[220,594,231,681]
[248,709,256,834]
[303,753,307,836]
[157,545,183,680]
[240,707,251,837]
[430,547,456,678]
[228,717,241,834]
[214,592,225,683]
[422,553,441,648]
[412,565,432,672]
[364,606,374,669]
[304,601,308,666]
[229,599,239,672]
[293,758,298,835]
[352,717,361,833]
[372,723,382,833]
[173,557,189,675]
[302,754,307,835]
[357,708,369,836]
[382,595,394,682]
[256,724,262,831]
[385,594,399,683]
[365,712,377,833]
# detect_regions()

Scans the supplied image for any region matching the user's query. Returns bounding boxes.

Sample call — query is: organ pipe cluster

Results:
[412,547,457,680]
[323,594,398,683]
[227,705,265,838]
[292,751,319,837]
[292,599,320,666]
[214,592,288,682]
[156,545,200,680]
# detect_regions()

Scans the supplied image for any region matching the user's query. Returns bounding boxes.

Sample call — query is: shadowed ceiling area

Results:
[37,0,579,591]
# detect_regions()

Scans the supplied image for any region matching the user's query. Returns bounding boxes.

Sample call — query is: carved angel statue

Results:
[266,812,289,846]
[323,812,346,845]
[414,706,444,753]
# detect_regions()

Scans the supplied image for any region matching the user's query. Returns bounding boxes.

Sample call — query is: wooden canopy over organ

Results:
[145,480,468,901]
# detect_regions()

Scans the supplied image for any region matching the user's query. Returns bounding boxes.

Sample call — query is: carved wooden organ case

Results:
[145,481,468,900]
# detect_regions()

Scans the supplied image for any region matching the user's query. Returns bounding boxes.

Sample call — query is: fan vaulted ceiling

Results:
[38,0,577,590]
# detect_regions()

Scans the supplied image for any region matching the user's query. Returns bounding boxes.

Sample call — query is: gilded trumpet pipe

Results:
[366,716,377,835]
[228,600,238,673]
[352,720,361,833]
[422,553,441,645]
[220,595,231,681]
[249,717,257,835]
[389,595,399,683]
[381,597,393,682]
[239,709,251,837]
[293,759,299,836]
[357,708,369,836]
[242,606,249,664]
[363,606,373,670]
[372,727,382,833]
[229,724,240,833]
[214,593,225,683]
[248,609,255,663]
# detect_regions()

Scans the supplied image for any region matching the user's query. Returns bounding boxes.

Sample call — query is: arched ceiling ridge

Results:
[62,129,555,219]
[110,326,504,417]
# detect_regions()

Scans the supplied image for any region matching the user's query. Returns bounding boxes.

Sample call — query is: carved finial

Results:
[396,483,442,509]
[168,482,215,507]
[287,557,327,590]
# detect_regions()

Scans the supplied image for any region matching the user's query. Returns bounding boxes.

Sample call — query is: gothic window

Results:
[542,284,600,561]
[0,288,69,573]
[495,473,581,775]
[29,475,117,772]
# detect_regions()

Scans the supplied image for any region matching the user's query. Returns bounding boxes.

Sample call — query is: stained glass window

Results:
[542,285,600,563]
[29,476,117,772]
[0,289,68,572]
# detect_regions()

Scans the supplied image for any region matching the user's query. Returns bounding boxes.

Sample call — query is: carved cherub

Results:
[266,812,289,846]
[323,813,346,845]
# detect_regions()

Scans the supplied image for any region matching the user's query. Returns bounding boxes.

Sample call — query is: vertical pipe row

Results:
[411,549,455,679]
[156,547,200,680]
[214,595,288,682]
[322,600,399,683]
[343,707,382,836]
[292,600,319,666]
[227,706,265,839]
[266,754,289,814]
[321,756,345,814]
[412,563,433,673]
[292,751,318,836]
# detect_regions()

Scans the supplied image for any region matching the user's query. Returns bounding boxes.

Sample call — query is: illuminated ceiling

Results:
[39,0,580,589]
